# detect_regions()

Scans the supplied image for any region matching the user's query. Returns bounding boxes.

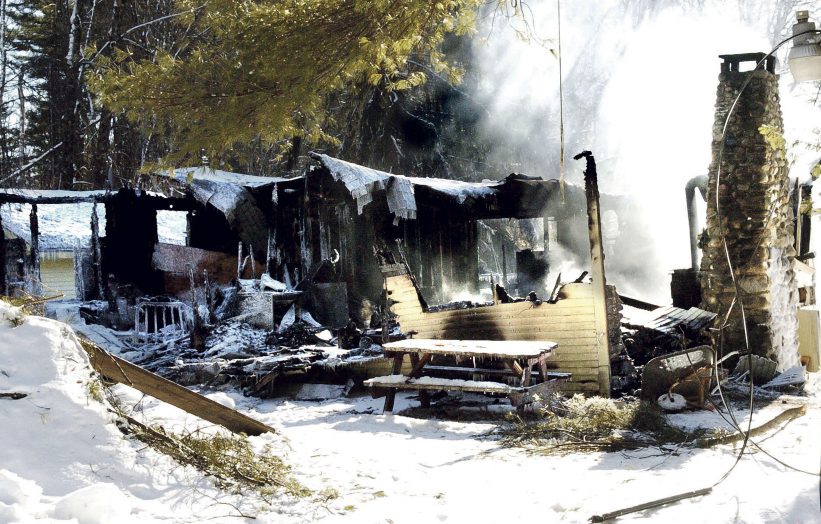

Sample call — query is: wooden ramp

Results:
[81,340,275,436]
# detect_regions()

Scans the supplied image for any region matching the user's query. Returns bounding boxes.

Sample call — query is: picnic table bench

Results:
[364,339,568,412]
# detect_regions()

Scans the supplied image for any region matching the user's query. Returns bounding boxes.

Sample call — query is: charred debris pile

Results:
[76,271,396,398]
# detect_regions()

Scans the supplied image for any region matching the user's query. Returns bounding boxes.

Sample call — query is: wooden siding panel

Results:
[385,273,607,395]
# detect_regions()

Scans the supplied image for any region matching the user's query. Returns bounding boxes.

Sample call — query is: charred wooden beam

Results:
[619,294,660,311]
[0,192,104,205]
[90,204,104,300]
[81,339,275,435]
[0,210,6,296]
[29,204,40,291]
[574,150,612,397]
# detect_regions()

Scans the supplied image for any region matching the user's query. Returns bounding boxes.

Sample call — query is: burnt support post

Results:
[185,210,192,247]
[29,204,41,294]
[0,210,6,296]
[575,151,612,397]
[90,204,104,300]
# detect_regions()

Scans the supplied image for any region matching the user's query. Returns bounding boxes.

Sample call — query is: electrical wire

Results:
[557,0,566,203]
[591,27,821,523]
[709,28,821,487]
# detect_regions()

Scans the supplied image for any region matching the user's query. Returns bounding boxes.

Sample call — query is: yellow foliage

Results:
[88,0,484,164]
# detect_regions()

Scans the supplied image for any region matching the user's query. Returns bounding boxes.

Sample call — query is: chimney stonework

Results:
[699,54,800,371]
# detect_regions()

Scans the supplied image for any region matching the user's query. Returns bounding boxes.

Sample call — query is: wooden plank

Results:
[423,365,571,379]
[397,314,597,327]
[397,316,596,329]
[389,304,426,315]
[384,339,557,359]
[394,315,599,331]
[505,359,527,385]
[388,294,423,305]
[81,341,275,436]
[408,353,433,377]
[551,357,600,367]
[570,153,610,396]
[383,354,406,412]
[394,295,596,312]
[550,368,600,377]
[364,375,523,394]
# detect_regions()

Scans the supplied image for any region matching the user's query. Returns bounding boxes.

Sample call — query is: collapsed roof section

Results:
[155,155,578,232]
[309,153,576,221]
[160,167,290,249]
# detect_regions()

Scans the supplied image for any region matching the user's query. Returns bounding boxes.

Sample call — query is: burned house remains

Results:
[2,151,639,398]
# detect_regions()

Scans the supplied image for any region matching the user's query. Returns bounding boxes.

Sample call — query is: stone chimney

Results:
[699,53,800,371]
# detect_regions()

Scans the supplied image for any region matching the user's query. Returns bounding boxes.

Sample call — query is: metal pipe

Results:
[685,175,708,271]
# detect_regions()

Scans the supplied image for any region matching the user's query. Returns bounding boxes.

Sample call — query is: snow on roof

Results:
[1,202,102,250]
[312,154,415,218]
[163,167,286,228]
[0,188,107,203]
[1,202,186,250]
[170,167,287,189]
[311,153,497,220]
[408,175,497,202]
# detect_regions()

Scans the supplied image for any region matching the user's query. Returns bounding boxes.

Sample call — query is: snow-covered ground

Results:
[1,302,819,523]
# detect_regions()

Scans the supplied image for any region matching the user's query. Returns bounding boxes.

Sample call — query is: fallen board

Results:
[382,339,558,359]
[364,374,522,394]
[81,339,275,436]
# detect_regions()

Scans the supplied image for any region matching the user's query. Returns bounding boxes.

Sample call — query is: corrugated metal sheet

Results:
[629,305,717,334]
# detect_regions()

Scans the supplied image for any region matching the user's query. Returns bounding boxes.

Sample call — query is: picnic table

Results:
[364,339,567,412]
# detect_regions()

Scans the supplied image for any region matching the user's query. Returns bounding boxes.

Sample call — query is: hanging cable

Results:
[557,0,566,202]
[590,28,821,523]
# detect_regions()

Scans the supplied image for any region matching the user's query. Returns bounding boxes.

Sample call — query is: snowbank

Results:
[0,302,244,523]
[0,301,139,522]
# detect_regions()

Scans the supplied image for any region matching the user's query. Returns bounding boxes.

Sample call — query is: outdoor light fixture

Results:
[788,10,821,82]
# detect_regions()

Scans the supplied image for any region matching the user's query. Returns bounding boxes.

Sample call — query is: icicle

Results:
[249,243,256,282]
[266,229,272,275]
[237,241,243,282]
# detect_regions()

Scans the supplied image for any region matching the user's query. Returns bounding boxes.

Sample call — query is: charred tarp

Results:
[165,167,284,253]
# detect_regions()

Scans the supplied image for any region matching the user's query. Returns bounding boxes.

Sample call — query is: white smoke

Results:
[464,0,820,303]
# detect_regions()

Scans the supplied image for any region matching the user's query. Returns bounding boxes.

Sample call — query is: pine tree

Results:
[8,0,183,188]
[88,0,483,165]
